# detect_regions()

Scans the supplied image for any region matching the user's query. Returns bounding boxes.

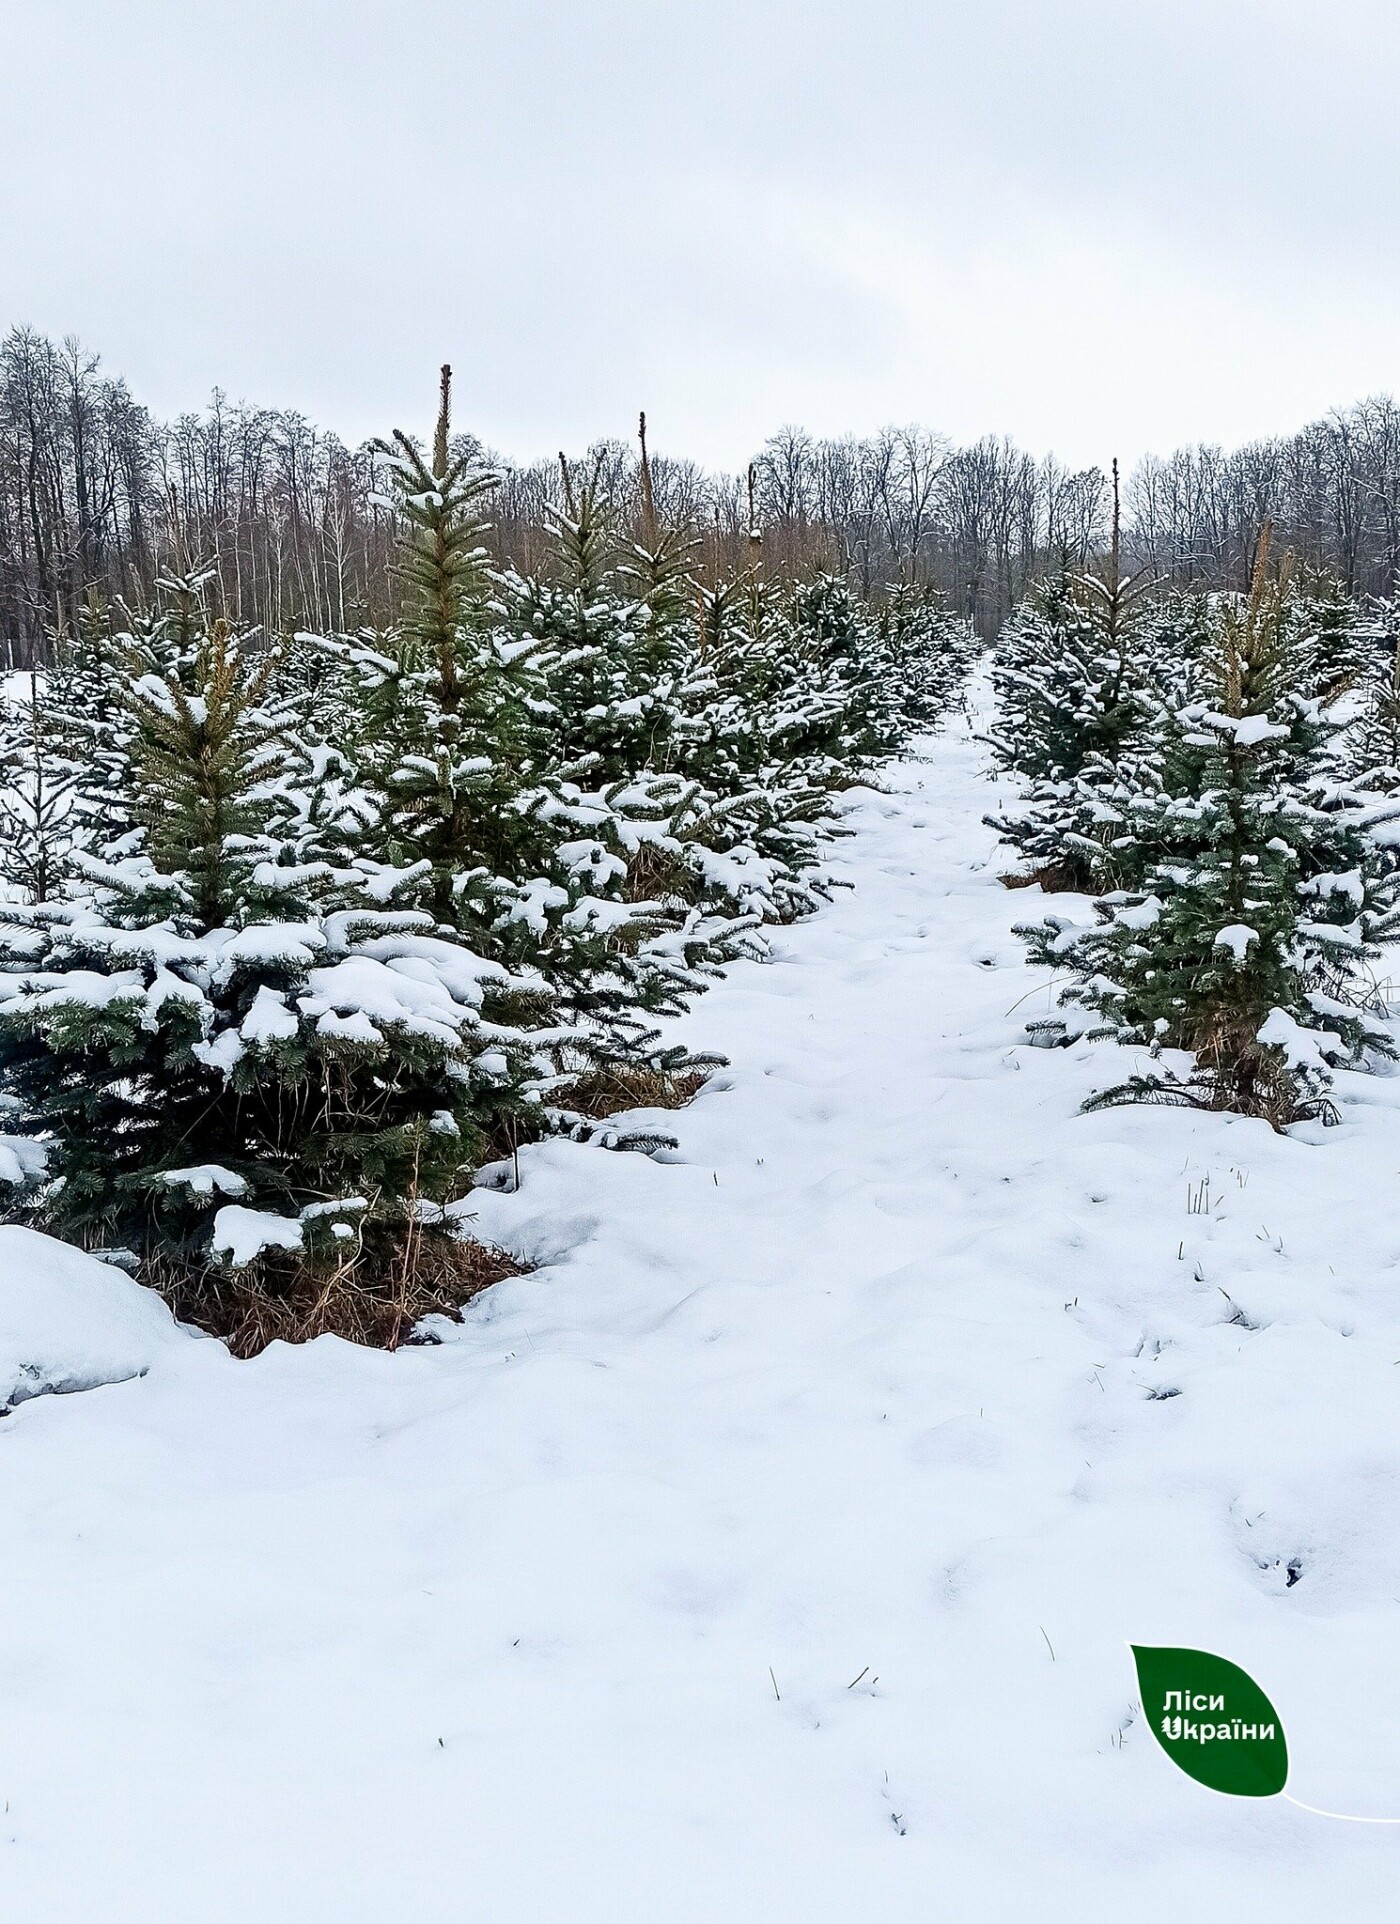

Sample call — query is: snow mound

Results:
[0,1226,189,1410]
[210,1205,304,1266]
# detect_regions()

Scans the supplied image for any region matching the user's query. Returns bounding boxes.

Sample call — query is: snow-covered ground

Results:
[4,688,1400,1918]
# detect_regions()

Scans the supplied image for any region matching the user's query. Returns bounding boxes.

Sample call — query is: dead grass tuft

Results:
[562,1062,710,1119]
[626,842,700,904]
[146,1223,529,1359]
[999,860,1086,893]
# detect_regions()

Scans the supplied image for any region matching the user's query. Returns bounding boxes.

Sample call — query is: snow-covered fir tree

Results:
[349,377,740,1108]
[1329,594,1400,798]
[353,366,543,922]
[872,585,982,730]
[511,455,683,781]
[0,669,79,904]
[1019,530,1400,1127]
[0,577,562,1342]
[1287,565,1372,704]
[0,587,147,904]
[985,473,1155,892]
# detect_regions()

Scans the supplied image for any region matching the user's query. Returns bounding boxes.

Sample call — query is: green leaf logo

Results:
[1131,1645,1288,1798]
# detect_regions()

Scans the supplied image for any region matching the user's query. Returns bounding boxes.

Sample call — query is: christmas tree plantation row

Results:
[989,520,1400,1129]
[0,374,979,1353]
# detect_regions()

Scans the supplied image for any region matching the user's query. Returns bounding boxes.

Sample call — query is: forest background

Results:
[6,325,1399,657]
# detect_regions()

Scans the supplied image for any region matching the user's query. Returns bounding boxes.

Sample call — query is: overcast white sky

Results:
[3,0,1397,472]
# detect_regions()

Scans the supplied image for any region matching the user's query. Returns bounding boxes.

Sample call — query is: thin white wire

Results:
[1282,1791,1400,1825]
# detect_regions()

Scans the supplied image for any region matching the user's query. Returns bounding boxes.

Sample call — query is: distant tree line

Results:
[1126,401,1400,596]
[7,322,1400,661]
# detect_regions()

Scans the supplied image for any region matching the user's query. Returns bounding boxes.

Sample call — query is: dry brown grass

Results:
[562,1062,710,1119]
[626,842,699,904]
[999,860,1085,893]
[147,1223,529,1359]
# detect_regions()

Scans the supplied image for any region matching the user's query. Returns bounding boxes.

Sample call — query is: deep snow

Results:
[4,692,1400,1918]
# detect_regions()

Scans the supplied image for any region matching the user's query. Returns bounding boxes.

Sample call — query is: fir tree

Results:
[0,587,147,905]
[1020,529,1400,1127]
[1287,565,1371,704]
[0,573,558,1340]
[358,363,541,921]
[985,466,1154,892]
[513,452,686,782]
[872,585,980,730]
[356,381,733,1101]
[624,411,701,670]
[1337,596,1400,795]
[0,670,79,904]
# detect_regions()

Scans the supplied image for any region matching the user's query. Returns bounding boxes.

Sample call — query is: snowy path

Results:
[5,698,1400,1918]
